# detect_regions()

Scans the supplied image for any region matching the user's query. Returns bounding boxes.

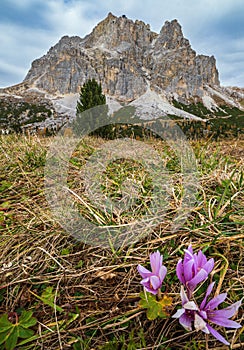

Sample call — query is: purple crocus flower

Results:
[176,245,214,296]
[137,251,167,295]
[172,286,198,331]
[173,283,242,345]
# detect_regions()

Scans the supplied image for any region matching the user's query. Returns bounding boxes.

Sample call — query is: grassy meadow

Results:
[0,133,243,349]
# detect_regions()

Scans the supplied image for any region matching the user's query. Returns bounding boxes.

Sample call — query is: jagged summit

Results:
[156,19,190,50]
[83,12,156,50]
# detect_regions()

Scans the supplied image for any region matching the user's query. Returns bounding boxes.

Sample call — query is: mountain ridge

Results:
[22,13,220,102]
[0,13,243,133]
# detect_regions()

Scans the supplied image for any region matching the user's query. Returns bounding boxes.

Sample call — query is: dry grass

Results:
[0,134,243,350]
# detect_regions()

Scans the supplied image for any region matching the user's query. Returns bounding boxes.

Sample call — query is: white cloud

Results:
[43,0,98,36]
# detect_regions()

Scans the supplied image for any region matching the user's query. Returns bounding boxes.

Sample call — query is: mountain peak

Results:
[155,19,190,50]
[21,15,220,102]
[84,13,155,49]
[164,19,182,31]
[107,11,116,18]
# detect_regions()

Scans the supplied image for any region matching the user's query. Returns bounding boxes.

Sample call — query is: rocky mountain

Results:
[0,13,243,134]
[23,13,219,101]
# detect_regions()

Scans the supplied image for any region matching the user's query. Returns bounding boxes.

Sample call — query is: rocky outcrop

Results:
[23,13,220,103]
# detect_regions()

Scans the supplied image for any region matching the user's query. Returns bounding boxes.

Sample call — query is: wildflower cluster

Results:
[137,245,242,345]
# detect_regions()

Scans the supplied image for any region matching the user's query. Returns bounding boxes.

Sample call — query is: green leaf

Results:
[0,324,13,334]
[17,334,40,346]
[145,303,160,320]
[139,291,172,320]
[41,286,54,299]
[21,317,37,328]
[0,314,12,331]
[19,310,37,328]
[18,326,34,339]
[66,313,79,326]
[0,330,11,345]
[5,326,18,350]
[18,310,33,324]
[0,310,37,348]
[41,287,62,310]
[30,287,63,312]
[61,248,70,255]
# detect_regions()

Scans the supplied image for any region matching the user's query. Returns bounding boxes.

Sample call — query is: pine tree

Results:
[76,78,106,114]
[75,79,111,138]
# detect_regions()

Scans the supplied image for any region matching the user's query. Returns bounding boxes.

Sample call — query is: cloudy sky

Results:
[0,0,244,88]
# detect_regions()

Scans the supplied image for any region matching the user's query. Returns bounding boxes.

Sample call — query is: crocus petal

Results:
[150,251,162,275]
[197,250,207,267]
[192,253,199,275]
[180,286,189,305]
[184,260,194,282]
[208,317,241,329]
[183,249,194,267]
[199,310,207,319]
[206,324,230,346]
[140,278,151,292]
[144,285,158,295]
[172,308,185,319]
[187,269,208,291]
[184,301,199,311]
[172,309,186,318]
[212,300,242,319]
[201,325,211,334]
[140,277,150,285]
[185,245,194,256]
[200,282,215,309]
[150,275,162,290]
[194,314,209,332]
[137,265,152,278]
[205,293,227,310]
[202,258,215,274]
[158,265,167,283]
[176,260,185,284]
[179,313,193,331]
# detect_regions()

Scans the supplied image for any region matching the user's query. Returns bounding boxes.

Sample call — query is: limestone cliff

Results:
[23,13,219,103]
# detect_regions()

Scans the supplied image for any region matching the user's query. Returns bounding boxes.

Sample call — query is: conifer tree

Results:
[75,78,111,137]
[76,78,106,114]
